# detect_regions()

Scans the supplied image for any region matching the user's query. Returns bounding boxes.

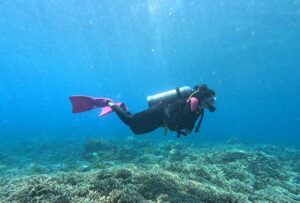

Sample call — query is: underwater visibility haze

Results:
[0,0,299,202]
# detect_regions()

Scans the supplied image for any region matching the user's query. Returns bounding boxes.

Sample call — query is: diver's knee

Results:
[129,126,144,135]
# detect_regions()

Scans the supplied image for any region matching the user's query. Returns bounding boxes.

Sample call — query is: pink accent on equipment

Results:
[190,97,199,112]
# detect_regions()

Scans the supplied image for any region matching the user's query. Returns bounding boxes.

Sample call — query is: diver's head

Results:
[193,84,216,112]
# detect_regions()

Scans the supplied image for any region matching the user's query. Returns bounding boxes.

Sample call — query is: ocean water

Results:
[0,1,299,202]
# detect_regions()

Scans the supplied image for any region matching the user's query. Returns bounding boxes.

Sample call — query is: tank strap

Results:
[176,87,182,98]
[187,89,199,101]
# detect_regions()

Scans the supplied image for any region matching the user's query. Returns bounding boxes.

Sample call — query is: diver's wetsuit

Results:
[111,100,201,135]
[111,103,164,134]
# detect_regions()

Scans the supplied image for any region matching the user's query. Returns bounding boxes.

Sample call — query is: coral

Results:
[0,176,60,202]
[296,152,300,172]
[91,175,122,196]
[0,137,299,203]
[134,154,164,164]
[114,168,132,179]
[156,194,169,203]
[118,147,140,161]
[0,164,7,173]
[83,138,116,157]
[246,151,287,190]
[123,136,149,149]
[54,194,71,203]
[226,137,243,145]
[218,150,249,163]
[29,163,47,174]
[106,186,143,203]
[135,172,179,200]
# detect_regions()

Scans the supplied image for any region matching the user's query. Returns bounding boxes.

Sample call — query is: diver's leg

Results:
[110,104,133,125]
[127,104,164,134]
[110,102,163,134]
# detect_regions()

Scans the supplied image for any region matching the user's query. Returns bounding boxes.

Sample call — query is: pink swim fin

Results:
[69,96,111,113]
[98,102,125,117]
[69,96,127,117]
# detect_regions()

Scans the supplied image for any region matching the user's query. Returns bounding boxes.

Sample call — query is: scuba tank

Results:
[147,86,193,107]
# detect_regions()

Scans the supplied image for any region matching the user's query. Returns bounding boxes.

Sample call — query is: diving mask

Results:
[205,96,216,112]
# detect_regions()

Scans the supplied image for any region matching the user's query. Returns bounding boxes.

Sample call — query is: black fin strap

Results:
[176,87,182,98]
[195,109,204,133]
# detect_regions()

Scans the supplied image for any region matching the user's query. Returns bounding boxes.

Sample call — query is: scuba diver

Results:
[69,84,216,137]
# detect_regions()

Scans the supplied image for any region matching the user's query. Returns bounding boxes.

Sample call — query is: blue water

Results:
[0,0,299,146]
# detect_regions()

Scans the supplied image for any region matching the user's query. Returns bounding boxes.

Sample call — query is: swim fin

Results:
[98,102,126,117]
[69,96,111,113]
[69,96,127,117]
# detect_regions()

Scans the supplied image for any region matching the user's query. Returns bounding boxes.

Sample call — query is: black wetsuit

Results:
[111,100,201,135]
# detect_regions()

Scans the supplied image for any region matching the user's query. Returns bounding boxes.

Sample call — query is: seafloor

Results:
[0,136,299,203]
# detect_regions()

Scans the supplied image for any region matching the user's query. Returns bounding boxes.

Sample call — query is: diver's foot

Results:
[107,101,114,107]
[108,102,127,111]
[120,102,127,110]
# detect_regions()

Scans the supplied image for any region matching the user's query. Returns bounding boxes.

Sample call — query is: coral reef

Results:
[226,137,243,145]
[83,139,116,155]
[0,137,299,203]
